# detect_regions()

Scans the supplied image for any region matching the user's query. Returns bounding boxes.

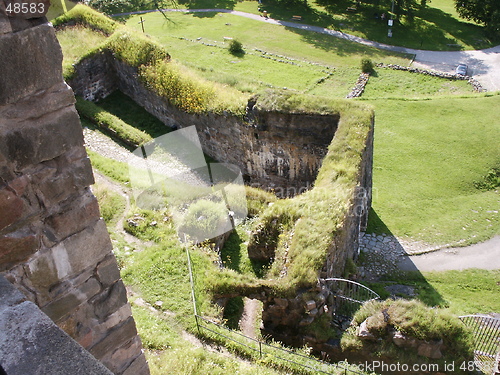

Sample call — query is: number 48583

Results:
[6,2,45,14]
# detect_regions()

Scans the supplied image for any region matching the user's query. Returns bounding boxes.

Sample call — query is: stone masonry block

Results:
[0,23,62,105]
[0,106,84,171]
[26,219,112,289]
[0,82,75,122]
[41,277,101,323]
[96,255,121,287]
[34,154,94,208]
[89,317,138,361]
[0,186,24,231]
[102,335,144,374]
[0,229,37,271]
[63,219,113,276]
[93,280,128,322]
[46,191,100,241]
[41,291,82,322]
[0,13,13,35]
[122,352,150,375]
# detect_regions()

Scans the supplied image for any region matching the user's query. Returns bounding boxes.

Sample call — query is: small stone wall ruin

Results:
[71,54,339,195]
[0,8,148,375]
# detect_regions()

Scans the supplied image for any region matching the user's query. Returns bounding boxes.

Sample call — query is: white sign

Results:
[388,19,393,26]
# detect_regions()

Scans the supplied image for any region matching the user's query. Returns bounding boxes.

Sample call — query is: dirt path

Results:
[239,298,260,339]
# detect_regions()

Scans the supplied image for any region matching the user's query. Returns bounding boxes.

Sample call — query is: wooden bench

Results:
[346,6,357,12]
[291,15,302,21]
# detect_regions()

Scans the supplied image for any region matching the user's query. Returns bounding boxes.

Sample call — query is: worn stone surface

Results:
[0,23,62,105]
[0,276,113,375]
[417,340,443,359]
[0,230,38,271]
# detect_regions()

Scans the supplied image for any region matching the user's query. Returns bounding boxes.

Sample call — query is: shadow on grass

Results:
[178,0,237,15]
[222,296,244,329]
[97,90,171,138]
[220,230,269,278]
[361,208,447,308]
[258,0,491,50]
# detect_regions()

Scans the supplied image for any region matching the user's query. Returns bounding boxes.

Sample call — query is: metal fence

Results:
[185,246,366,374]
[195,314,365,375]
[460,315,500,375]
[324,278,380,318]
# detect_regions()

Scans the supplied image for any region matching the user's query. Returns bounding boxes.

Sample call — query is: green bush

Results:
[361,58,374,74]
[76,97,152,147]
[245,186,277,217]
[177,199,229,243]
[474,166,500,191]
[228,39,244,56]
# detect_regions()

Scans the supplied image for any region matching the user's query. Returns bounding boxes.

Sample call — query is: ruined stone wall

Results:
[0,8,148,375]
[71,56,339,193]
[323,118,374,278]
[70,50,117,102]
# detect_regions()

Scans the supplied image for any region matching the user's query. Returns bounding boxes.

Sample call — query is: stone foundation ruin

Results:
[67,32,374,348]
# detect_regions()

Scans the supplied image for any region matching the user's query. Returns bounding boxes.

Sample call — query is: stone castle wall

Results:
[0,8,148,375]
[71,55,340,194]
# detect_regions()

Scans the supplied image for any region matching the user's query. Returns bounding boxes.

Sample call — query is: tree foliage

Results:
[455,0,500,37]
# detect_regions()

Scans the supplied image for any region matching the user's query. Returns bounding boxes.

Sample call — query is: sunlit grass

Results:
[364,94,500,245]
[55,26,107,78]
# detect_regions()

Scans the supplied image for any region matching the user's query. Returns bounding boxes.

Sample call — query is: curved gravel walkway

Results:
[113,8,500,91]
[359,232,500,277]
[83,127,207,187]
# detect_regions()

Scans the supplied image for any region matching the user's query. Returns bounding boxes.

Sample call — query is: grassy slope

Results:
[365,95,500,245]
[125,11,410,96]
[56,26,108,77]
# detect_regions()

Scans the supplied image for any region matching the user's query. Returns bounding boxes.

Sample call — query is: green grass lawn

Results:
[123,13,485,96]
[364,94,500,245]
[371,269,500,315]
[362,68,473,98]
[124,11,478,98]
[56,25,108,78]
[172,0,494,50]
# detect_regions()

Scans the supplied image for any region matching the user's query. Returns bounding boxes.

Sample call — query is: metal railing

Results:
[185,246,367,375]
[195,314,365,375]
[324,278,380,318]
[460,315,500,375]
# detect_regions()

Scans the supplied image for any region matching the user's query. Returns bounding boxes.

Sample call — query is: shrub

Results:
[474,166,500,191]
[177,199,230,243]
[361,58,374,74]
[106,30,170,68]
[228,39,244,56]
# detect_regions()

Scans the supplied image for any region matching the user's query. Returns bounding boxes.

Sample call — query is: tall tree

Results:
[455,0,500,38]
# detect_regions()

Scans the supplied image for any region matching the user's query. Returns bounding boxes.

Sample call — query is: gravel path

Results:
[112,8,500,91]
[359,232,500,278]
[83,127,208,187]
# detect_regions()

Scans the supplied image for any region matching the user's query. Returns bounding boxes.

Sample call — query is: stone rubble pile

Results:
[346,72,370,98]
